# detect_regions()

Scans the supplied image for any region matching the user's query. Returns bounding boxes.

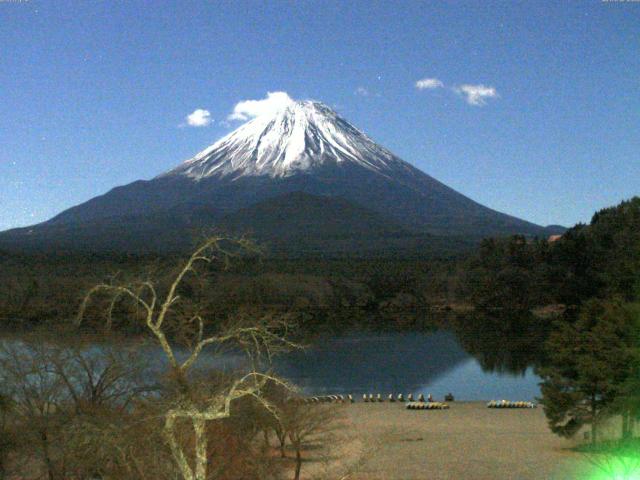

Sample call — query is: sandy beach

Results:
[317,401,596,480]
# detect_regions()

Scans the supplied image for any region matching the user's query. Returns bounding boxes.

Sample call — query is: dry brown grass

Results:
[325,401,595,480]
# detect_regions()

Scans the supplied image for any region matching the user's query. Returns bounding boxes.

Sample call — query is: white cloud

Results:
[415,78,444,90]
[185,109,212,127]
[454,84,499,106]
[355,86,369,96]
[228,91,294,121]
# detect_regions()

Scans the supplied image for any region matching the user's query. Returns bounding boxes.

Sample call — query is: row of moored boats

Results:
[300,395,536,408]
[487,400,536,409]
[406,402,449,410]
[303,393,443,404]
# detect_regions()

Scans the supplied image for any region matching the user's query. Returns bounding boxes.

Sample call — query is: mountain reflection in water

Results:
[272,330,540,401]
[1,326,542,402]
[136,328,542,401]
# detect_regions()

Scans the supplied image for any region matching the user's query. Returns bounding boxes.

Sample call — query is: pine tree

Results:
[607,302,640,440]
[538,299,640,444]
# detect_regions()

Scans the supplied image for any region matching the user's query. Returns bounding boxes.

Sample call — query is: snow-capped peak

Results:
[163,101,404,180]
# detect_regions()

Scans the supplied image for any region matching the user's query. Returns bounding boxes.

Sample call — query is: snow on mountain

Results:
[163,101,409,180]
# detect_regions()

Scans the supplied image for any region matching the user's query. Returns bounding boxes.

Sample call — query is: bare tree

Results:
[249,380,291,458]
[281,402,340,480]
[0,392,13,480]
[0,338,73,480]
[0,333,153,480]
[63,400,180,480]
[77,236,301,480]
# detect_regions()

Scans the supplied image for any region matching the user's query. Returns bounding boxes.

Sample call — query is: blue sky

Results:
[1,0,638,231]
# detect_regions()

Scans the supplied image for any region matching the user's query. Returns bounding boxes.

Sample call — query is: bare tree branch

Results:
[75,236,301,480]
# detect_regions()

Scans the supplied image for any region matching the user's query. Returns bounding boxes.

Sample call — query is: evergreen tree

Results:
[606,301,640,440]
[538,299,640,444]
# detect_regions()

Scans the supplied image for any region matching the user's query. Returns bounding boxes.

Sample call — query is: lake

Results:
[194,330,541,401]
[1,330,542,402]
[273,331,541,401]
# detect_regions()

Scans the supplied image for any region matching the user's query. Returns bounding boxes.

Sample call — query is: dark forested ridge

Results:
[1,197,637,336]
[452,196,640,370]
[461,196,640,311]
[0,249,458,333]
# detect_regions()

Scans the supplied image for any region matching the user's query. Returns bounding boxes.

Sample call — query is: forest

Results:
[2,198,638,332]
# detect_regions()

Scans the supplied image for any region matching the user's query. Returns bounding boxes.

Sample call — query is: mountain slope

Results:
[220,191,408,239]
[0,100,561,255]
[217,192,474,258]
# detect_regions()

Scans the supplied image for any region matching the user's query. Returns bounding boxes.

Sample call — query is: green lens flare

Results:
[585,454,640,480]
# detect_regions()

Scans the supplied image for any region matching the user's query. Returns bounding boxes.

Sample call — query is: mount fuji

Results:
[0,100,562,256]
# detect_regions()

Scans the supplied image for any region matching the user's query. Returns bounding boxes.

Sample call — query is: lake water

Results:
[1,330,541,402]
[271,331,541,401]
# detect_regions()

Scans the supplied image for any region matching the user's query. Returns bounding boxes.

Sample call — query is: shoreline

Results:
[323,401,594,480]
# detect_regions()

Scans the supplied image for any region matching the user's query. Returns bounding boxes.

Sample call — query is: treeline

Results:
[0,248,462,334]
[461,197,640,311]
[0,251,181,330]
[2,197,638,337]
[460,197,640,448]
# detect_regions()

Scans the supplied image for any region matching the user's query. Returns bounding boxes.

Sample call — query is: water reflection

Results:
[450,310,550,375]
[274,331,468,395]
[419,359,539,401]
[1,311,547,401]
[271,329,541,400]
